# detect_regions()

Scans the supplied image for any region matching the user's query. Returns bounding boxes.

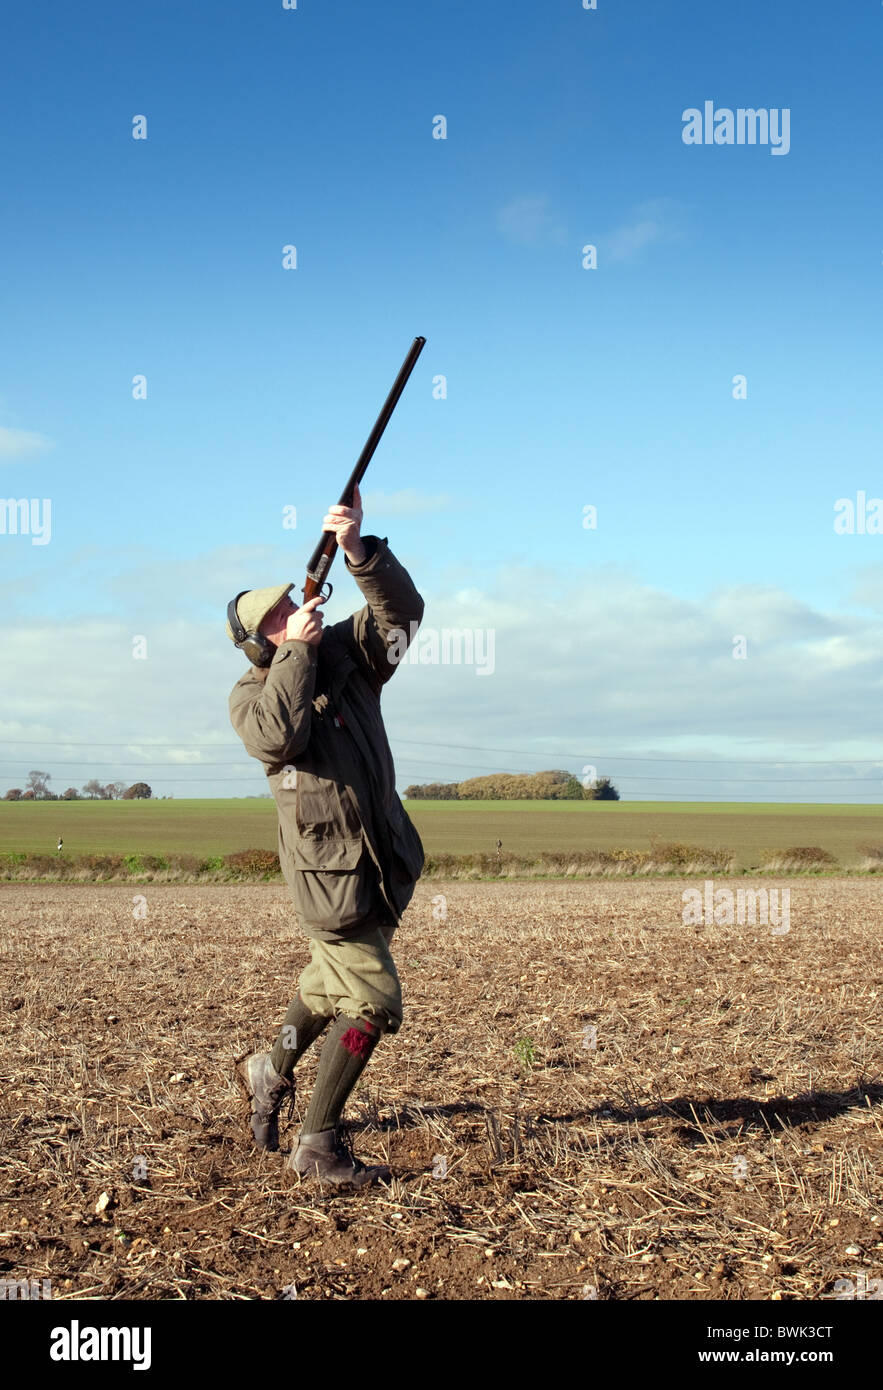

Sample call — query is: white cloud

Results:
[848,565,883,614]
[1,555,881,798]
[497,194,567,248]
[128,746,207,764]
[0,617,261,796]
[706,584,830,642]
[603,198,686,263]
[391,568,883,760]
[495,194,684,261]
[108,546,291,608]
[0,426,52,460]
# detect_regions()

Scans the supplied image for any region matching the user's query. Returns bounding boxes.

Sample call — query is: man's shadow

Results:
[351,1080,882,1146]
[562,1079,883,1142]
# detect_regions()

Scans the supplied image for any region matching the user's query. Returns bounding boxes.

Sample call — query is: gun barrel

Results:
[304,336,426,597]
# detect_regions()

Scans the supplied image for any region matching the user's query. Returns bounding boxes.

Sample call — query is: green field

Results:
[2,798,882,869]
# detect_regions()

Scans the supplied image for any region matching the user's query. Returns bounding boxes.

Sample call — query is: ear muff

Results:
[227,592,277,668]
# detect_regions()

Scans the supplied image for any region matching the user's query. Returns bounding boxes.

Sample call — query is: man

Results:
[227,485,425,1188]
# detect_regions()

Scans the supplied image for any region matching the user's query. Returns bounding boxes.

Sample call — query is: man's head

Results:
[258,594,297,647]
[225,584,296,665]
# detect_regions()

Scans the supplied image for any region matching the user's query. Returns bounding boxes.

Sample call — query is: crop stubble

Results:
[0,879,881,1301]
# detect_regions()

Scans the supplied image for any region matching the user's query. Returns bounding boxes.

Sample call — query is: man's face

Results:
[259,594,297,648]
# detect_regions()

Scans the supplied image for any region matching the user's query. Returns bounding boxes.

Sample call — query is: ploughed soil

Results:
[0,879,881,1301]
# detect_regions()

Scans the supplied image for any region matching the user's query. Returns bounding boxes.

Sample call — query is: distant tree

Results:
[22,789,36,800]
[531,770,583,800]
[95,782,127,800]
[456,770,582,800]
[411,770,619,801]
[26,770,51,799]
[457,774,507,800]
[62,788,80,800]
[82,780,103,800]
[5,788,23,801]
[584,776,620,801]
[123,782,153,800]
[404,782,460,800]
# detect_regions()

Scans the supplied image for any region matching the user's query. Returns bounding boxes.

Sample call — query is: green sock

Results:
[270,994,333,1080]
[301,1014,383,1134]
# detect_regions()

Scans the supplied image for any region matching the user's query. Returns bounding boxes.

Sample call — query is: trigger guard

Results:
[302,581,333,603]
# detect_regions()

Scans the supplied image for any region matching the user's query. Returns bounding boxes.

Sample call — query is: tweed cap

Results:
[225,583,295,643]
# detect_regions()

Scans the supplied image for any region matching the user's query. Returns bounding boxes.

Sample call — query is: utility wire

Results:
[0,754,880,783]
[0,736,881,767]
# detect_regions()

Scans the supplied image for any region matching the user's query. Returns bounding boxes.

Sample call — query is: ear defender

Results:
[227,592,277,668]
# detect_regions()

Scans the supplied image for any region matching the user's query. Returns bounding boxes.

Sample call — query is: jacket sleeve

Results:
[330,535,424,690]
[229,640,318,763]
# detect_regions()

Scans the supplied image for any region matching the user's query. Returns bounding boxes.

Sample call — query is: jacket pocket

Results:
[295,776,363,840]
[290,835,377,931]
[292,836,364,871]
[295,785,336,837]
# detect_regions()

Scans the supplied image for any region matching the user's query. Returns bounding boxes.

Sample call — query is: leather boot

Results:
[235,1051,295,1151]
[287,1125,391,1188]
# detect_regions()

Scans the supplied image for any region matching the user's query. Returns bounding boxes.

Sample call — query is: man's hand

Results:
[323,482,366,566]
[286,595,326,646]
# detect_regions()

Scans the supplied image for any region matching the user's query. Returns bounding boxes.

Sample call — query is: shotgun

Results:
[303,335,427,603]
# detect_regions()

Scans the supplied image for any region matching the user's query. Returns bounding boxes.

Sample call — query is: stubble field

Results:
[1,878,881,1301]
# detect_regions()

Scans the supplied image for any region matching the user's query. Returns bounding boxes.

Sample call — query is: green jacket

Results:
[229,536,426,942]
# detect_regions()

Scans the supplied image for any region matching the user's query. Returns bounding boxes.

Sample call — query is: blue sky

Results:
[1,0,882,802]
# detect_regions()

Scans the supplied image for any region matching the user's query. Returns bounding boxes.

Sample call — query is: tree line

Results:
[4,771,154,801]
[404,770,621,800]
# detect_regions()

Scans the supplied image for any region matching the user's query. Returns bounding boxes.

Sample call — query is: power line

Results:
[391,739,883,767]
[1,753,879,784]
[391,760,882,783]
[0,740,238,750]
[0,761,257,769]
[2,750,882,779]
[2,748,882,782]
[0,735,881,768]
[0,778,264,786]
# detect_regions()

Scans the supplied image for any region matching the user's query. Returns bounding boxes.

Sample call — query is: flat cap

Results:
[225,583,294,643]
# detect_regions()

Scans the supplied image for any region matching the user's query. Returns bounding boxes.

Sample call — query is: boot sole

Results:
[287,1156,391,1188]
[290,1173,390,1190]
[233,1052,258,1106]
